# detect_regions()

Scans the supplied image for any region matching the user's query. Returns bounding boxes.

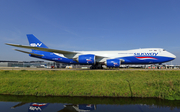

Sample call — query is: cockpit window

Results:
[163,49,166,51]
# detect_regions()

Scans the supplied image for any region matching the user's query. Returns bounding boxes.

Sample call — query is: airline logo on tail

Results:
[30,43,42,47]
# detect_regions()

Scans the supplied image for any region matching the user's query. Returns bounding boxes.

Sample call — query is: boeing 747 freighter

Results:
[6,34,176,69]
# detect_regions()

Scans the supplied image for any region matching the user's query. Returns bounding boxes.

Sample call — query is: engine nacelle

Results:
[105,59,121,67]
[76,54,95,64]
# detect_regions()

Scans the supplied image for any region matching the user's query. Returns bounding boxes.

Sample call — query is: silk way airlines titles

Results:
[134,53,158,56]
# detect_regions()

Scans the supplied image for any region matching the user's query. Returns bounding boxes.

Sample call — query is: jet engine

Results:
[105,59,121,67]
[74,54,95,64]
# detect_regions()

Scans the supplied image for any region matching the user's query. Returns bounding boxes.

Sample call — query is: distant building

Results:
[0,60,91,69]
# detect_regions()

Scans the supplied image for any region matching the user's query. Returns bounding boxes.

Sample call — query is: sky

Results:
[0,0,180,65]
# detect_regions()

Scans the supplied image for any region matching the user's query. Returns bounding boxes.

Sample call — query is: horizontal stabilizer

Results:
[14,49,44,57]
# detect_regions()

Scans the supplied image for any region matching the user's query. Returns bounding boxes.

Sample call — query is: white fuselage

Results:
[74,48,176,62]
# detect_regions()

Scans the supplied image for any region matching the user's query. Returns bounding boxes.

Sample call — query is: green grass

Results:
[0,70,180,100]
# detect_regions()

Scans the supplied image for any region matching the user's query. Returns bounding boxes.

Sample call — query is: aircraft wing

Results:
[6,43,77,54]
[6,43,106,59]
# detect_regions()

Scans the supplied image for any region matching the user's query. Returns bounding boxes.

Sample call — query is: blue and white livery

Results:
[6,34,176,69]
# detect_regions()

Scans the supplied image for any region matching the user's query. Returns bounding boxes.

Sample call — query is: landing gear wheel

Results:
[90,64,103,69]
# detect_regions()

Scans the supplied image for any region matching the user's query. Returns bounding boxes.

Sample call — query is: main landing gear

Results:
[90,64,103,69]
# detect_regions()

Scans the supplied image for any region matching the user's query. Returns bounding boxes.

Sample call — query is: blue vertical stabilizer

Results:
[27,34,48,53]
[27,34,48,48]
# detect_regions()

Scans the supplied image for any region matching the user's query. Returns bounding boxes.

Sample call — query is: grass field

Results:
[0,70,180,100]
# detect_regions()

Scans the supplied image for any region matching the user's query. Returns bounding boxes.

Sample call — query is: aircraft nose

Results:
[170,53,176,59]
